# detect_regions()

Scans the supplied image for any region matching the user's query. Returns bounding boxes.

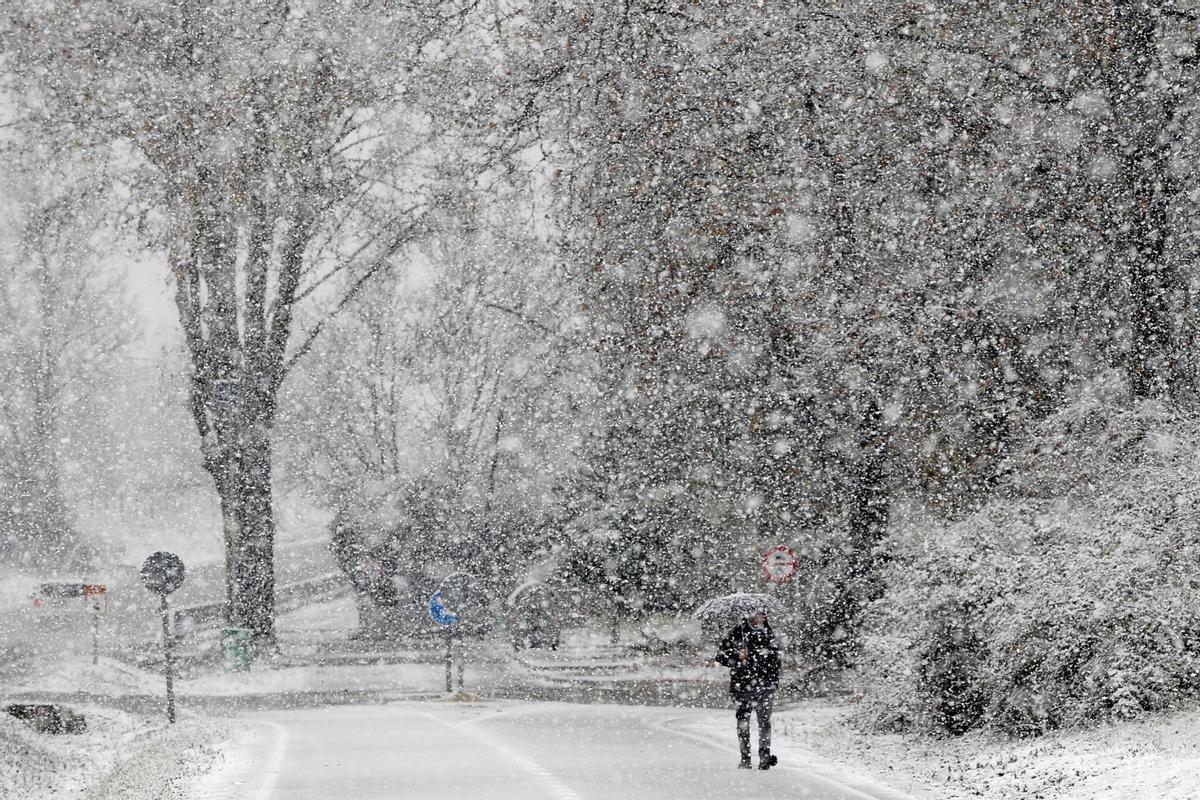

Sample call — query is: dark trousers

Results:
[734,694,773,759]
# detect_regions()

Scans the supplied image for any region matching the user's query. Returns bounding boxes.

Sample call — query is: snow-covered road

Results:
[184,702,899,800]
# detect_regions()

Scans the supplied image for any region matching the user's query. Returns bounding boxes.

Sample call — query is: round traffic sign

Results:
[428,590,461,626]
[141,551,186,596]
[761,544,798,583]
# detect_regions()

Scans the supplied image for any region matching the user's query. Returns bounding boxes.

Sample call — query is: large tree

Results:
[499,0,1200,645]
[502,1,842,611]
[9,0,460,636]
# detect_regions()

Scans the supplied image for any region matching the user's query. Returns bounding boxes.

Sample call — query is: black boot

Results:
[738,756,752,769]
[758,753,777,770]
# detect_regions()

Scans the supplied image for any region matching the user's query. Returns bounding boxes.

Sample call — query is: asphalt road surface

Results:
[184,702,904,800]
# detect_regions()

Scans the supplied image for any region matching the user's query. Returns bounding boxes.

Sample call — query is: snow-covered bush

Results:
[862,400,1200,735]
[912,599,988,735]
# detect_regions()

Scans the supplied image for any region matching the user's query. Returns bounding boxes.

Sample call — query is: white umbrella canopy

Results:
[692,592,786,622]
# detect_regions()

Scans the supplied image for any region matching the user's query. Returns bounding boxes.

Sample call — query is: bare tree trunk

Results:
[1104,1,1185,399]
[232,423,275,636]
[847,399,888,573]
[171,194,289,641]
[826,398,889,664]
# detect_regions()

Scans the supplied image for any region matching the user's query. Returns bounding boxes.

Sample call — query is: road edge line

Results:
[252,720,290,800]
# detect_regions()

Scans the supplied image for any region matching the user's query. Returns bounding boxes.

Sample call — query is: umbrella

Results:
[692,592,786,622]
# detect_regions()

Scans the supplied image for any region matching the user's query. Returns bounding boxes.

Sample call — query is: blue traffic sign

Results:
[428,590,461,626]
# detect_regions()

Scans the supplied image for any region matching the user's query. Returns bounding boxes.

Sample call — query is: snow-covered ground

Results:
[0,703,225,800]
[772,700,1200,800]
[8,679,1197,800]
[5,591,1198,799]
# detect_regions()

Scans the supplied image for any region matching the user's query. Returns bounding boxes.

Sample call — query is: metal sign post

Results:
[159,593,175,721]
[456,635,465,689]
[429,574,477,692]
[83,584,107,666]
[141,551,186,724]
[429,589,461,692]
[760,544,801,666]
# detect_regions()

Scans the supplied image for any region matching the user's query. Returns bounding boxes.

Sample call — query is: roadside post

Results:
[30,582,110,665]
[430,572,484,692]
[141,551,186,724]
[83,584,107,665]
[761,544,799,663]
[220,627,253,673]
[429,586,462,691]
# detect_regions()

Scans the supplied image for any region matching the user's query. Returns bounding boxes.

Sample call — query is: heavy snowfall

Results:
[2,1,1200,798]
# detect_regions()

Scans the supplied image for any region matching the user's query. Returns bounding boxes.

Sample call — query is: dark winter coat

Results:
[715,620,781,699]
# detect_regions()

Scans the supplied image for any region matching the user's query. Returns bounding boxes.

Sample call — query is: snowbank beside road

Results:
[0,704,223,800]
[774,699,1200,800]
[0,708,90,800]
[83,718,227,800]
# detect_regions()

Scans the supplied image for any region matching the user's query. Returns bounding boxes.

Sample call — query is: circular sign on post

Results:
[428,590,461,626]
[761,544,798,583]
[141,551,186,596]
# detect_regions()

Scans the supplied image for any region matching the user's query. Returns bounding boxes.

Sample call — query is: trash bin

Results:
[220,627,252,673]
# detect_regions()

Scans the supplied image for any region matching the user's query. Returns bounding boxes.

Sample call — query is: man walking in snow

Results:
[712,612,781,770]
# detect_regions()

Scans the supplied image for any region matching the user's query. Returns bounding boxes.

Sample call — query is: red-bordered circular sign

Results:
[761,544,798,583]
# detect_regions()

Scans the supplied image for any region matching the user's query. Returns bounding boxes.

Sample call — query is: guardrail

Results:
[171,571,349,635]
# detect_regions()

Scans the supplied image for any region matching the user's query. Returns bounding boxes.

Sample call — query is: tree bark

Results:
[231,423,275,636]
[847,399,888,575]
[827,398,889,663]
[1103,1,1185,399]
